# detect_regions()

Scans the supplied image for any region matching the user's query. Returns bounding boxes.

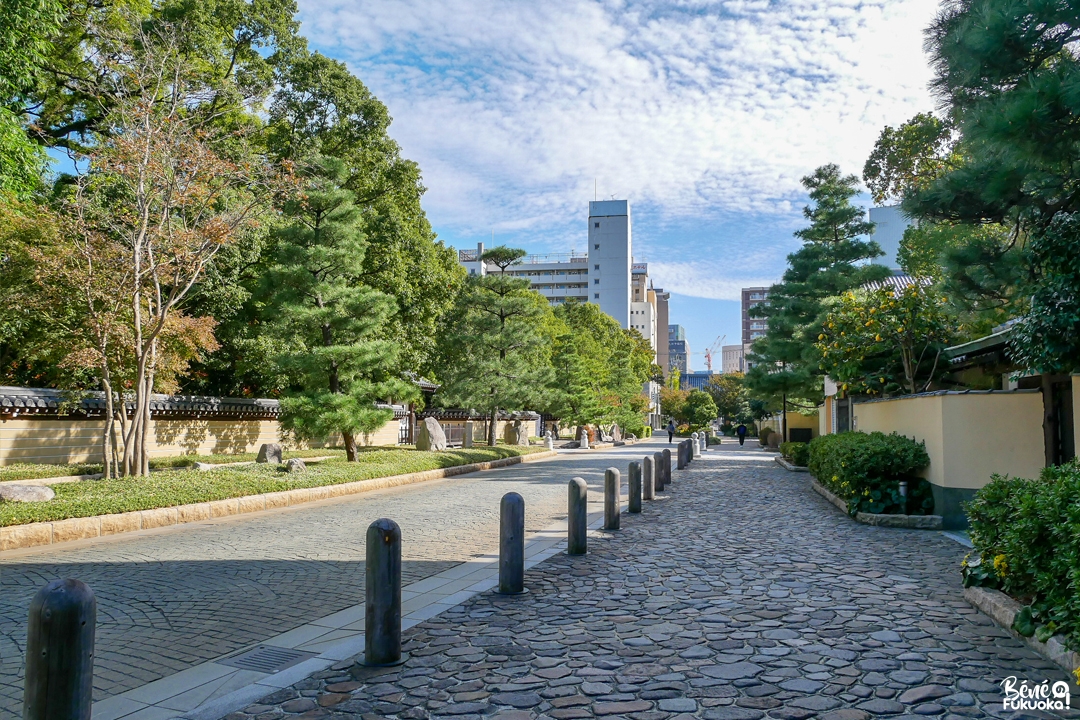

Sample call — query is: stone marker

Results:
[628,461,642,513]
[256,443,282,464]
[693,436,701,459]
[642,456,655,501]
[0,485,55,503]
[653,452,664,491]
[604,467,620,530]
[567,478,588,555]
[285,458,306,473]
[463,421,474,448]
[579,427,590,450]
[365,518,405,666]
[415,417,447,451]
[545,435,554,450]
[497,492,526,594]
[663,448,672,486]
[24,579,96,720]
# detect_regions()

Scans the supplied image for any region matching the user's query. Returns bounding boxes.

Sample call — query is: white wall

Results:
[589,200,631,328]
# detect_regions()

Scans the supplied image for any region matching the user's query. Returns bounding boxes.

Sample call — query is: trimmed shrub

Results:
[779,441,809,467]
[963,462,1080,651]
[758,426,772,446]
[641,426,652,438]
[808,431,932,515]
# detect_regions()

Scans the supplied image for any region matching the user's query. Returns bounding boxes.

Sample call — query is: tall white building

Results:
[868,206,911,272]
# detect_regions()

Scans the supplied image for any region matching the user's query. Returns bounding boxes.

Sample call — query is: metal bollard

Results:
[663,448,672,485]
[604,467,621,530]
[568,477,588,555]
[653,452,664,491]
[628,461,642,513]
[498,492,526,594]
[643,456,655,500]
[365,518,407,666]
[24,579,96,720]
[677,440,687,470]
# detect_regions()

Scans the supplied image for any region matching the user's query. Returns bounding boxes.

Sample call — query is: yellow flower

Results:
[993,554,1008,577]
[818,333,825,340]
[1074,667,1080,685]
[875,335,881,341]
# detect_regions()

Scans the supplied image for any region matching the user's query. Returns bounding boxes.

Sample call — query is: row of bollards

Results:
[22,438,701,712]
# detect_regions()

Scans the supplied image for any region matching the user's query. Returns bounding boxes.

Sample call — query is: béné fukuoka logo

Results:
[1001,677,1071,711]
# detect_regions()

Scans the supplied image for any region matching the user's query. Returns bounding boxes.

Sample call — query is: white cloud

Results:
[296,0,938,264]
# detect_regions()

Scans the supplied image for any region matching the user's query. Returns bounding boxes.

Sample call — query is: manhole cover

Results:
[218,645,317,674]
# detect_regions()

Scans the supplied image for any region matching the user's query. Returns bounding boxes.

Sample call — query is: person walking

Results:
[736,423,747,446]
[666,420,676,444]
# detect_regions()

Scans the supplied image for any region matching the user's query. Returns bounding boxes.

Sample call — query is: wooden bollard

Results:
[642,456,655,500]
[628,461,642,512]
[24,579,96,720]
[498,492,526,594]
[568,477,588,555]
[365,518,406,666]
[604,467,621,530]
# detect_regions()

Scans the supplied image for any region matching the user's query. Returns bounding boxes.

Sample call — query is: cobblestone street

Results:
[233,441,1074,720]
[0,446,636,713]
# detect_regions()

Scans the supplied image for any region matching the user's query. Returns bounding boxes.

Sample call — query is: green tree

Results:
[912,0,1080,372]
[265,157,415,461]
[816,286,954,396]
[746,164,889,439]
[434,246,553,446]
[660,386,689,424]
[705,373,750,423]
[684,390,718,427]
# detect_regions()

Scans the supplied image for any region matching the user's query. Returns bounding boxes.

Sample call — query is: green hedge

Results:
[963,462,1080,651]
[779,441,809,467]
[808,431,932,515]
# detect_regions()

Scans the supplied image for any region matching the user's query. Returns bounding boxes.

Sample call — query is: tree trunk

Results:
[489,407,498,446]
[343,431,358,462]
[101,376,114,480]
[781,391,788,443]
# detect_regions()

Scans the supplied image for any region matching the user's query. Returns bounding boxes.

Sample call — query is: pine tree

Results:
[746,164,889,439]
[434,246,554,446]
[266,157,415,460]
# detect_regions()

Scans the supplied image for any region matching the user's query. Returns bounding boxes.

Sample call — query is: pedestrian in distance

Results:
[736,423,747,446]
[666,420,676,444]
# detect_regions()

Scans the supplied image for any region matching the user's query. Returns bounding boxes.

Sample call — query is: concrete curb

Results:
[0,456,341,487]
[0,450,558,553]
[810,478,943,530]
[964,586,1080,677]
[774,456,808,473]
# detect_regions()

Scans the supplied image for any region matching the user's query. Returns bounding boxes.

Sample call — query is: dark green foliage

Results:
[264,157,415,459]
[747,165,889,412]
[779,441,809,467]
[808,431,932,515]
[964,462,1080,651]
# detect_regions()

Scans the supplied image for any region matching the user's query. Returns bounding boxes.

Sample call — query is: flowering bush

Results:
[779,441,809,467]
[808,431,932,515]
[964,462,1080,651]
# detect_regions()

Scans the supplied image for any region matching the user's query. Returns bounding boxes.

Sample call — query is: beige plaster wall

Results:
[853,391,1043,491]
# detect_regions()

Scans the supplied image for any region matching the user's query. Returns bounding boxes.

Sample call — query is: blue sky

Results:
[296,0,940,364]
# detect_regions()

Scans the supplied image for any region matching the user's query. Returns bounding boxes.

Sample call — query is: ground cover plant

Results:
[0,446,543,526]
[779,441,809,467]
[0,449,348,482]
[808,431,932,515]
[963,462,1080,656]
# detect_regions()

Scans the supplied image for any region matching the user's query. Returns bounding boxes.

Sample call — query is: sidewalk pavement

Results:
[226,441,1075,720]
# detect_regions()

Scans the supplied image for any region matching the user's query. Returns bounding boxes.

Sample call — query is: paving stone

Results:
[856,698,905,715]
[658,697,697,712]
[898,685,952,704]
[593,700,652,714]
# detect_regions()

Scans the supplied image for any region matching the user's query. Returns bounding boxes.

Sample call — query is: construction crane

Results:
[702,334,726,373]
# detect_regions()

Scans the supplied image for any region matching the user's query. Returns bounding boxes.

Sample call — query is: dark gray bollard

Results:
[568,477,588,555]
[604,467,621,530]
[643,456,655,501]
[677,440,687,470]
[24,579,96,720]
[498,492,526,594]
[663,449,672,486]
[653,452,664,491]
[365,518,406,666]
[628,461,642,513]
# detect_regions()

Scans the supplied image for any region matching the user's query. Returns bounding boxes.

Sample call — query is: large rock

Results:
[416,417,447,451]
[256,443,283,464]
[285,458,306,473]
[503,421,529,446]
[0,485,55,503]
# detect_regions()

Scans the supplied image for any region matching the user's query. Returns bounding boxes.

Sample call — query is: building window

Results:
[594,264,600,270]
[594,293,600,299]
[594,279,600,285]
[594,244,600,250]
[594,222,600,228]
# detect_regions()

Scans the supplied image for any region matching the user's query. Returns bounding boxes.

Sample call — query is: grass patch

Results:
[0,448,349,482]
[0,446,546,527]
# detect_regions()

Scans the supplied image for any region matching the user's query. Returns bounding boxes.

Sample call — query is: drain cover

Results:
[218,645,317,674]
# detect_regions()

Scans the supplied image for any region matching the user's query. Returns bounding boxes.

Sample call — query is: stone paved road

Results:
[0,443,658,713]
[236,441,1076,720]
